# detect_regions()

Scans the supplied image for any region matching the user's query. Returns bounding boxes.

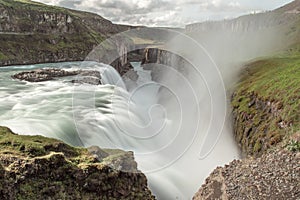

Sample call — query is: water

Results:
[0,61,239,199]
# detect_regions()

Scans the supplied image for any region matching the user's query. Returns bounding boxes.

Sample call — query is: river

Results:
[0,61,239,199]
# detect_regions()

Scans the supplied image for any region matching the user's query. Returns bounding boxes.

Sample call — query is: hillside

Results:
[194,47,300,200]
[193,1,300,199]
[0,0,132,66]
[232,54,300,156]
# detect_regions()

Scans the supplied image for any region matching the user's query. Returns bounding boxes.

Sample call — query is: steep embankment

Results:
[232,55,300,156]
[0,0,131,66]
[193,53,300,200]
[0,126,155,200]
[193,1,300,199]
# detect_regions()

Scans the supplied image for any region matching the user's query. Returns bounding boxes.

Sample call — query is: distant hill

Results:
[186,0,300,33]
[0,0,132,66]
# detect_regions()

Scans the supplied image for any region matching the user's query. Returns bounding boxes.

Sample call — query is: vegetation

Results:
[232,53,300,156]
[0,126,155,199]
[0,126,123,165]
[287,140,300,152]
[0,0,120,66]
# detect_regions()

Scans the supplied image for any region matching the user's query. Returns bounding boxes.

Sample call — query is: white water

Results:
[0,61,239,199]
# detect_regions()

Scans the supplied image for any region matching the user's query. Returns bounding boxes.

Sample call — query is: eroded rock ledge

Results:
[0,126,155,200]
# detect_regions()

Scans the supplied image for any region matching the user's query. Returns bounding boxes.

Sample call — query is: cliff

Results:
[193,31,300,200]
[0,0,132,67]
[231,56,300,156]
[0,126,155,199]
[193,48,300,200]
[174,1,300,199]
[186,0,300,33]
[141,47,189,81]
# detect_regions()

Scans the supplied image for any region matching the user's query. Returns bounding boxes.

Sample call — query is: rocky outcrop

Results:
[0,126,155,199]
[12,68,102,85]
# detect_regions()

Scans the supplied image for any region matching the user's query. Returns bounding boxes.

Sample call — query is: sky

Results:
[35,0,295,27]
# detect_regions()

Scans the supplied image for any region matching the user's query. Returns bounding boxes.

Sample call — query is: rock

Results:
[193,149,300,200]
[0,0,133,74]
[12,68,80,82]
[12,68,102,85]
[0,126,156,200]
[87,146,109,161]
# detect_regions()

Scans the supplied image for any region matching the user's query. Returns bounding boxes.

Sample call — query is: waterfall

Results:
[73,61,240,199]
[0,60,239,199]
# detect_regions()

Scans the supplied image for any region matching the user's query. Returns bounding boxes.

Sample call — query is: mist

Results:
[70,14,286,198]
[130,20,284,198]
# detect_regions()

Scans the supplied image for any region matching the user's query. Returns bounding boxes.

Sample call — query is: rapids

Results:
[0,61,239,199]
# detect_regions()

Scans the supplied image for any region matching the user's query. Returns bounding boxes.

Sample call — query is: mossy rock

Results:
[0,126,155,200]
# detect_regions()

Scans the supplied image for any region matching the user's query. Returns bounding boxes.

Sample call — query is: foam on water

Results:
[0,61,239,199]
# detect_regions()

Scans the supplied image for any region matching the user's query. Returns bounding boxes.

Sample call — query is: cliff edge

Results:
[0,126,155,200]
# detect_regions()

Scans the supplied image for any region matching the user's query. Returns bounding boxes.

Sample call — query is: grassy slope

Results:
[232,50,300,155]
[230,1,300,156]
[0,0,108,65]
[0,126,126,164]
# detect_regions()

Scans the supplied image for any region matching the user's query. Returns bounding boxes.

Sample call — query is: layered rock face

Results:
[0,0,133,72]
[0,126,155,200]
[141,47,189,81]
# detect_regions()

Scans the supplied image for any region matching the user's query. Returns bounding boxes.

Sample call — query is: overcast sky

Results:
[35,0,294,27]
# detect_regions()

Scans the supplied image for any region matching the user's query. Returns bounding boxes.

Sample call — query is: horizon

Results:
[34,0,295,28]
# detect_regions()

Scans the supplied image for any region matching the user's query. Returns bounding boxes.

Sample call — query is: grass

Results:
[0,126,128,166]
[232,54,300,155]
[0,126,152,199]
[287,140,300,152]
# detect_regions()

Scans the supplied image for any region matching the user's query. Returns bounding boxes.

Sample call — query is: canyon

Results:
[0,0,299,199]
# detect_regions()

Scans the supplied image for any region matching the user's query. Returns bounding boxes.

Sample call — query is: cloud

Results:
[36,0,182,26]
[34,0,291,27]
[198,1,248,12]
